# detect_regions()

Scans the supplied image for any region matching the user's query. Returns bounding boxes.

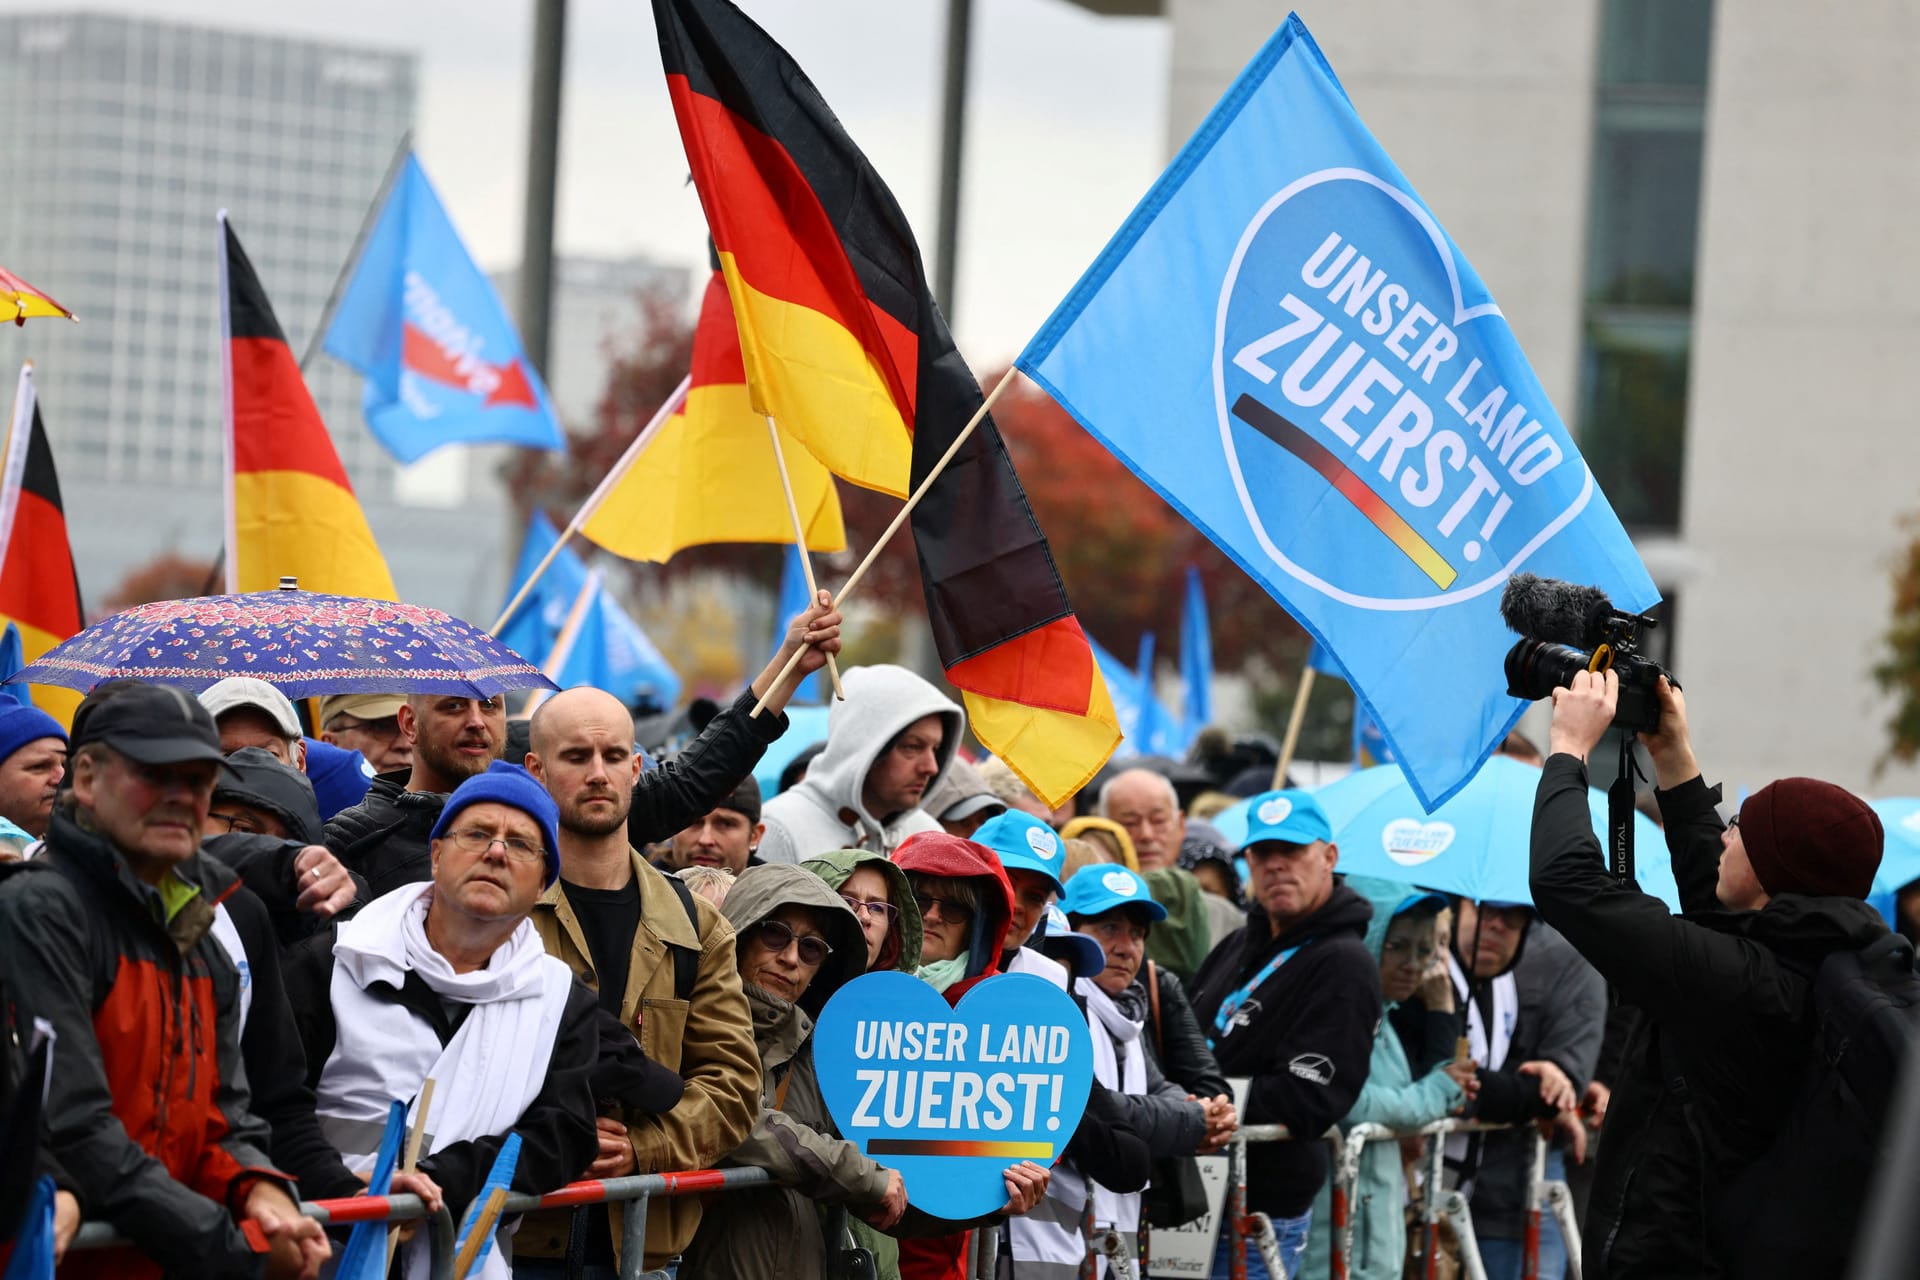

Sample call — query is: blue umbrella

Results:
[1313,757,1680,909]
[7,587,556,699]
[1867,798,1920,930]
[1207,766,1437,853]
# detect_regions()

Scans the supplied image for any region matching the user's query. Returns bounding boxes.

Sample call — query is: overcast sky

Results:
[4,0,1172,362]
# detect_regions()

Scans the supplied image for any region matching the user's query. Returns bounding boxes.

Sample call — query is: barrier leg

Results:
[428,1205,458,1280]
[1332,1129,1368,1280]
[1229,1136,1248,1280]
[1523,1128,1547,1280]
[1440,1191,1487,1280]
[1422,1133,1448,1280]
[1544,1182,1582,1280]
[978,1222,1000,1279]
[618,1190,651,1280]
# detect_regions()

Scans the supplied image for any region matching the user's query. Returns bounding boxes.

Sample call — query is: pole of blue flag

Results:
[764,416,844,700]
[299,130,415,374]
[489,374,689,636]
[1272,663,1316,790]
[524,568,599,714]
[750,365,1019,717]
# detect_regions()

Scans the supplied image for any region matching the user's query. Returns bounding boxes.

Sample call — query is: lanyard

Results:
[1211,943,1303,1042]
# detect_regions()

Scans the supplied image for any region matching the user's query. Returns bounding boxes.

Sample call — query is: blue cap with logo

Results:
[1041,904,1108,979]
[1238,789,1333,852]
[972,809,1067,897]
[1062,863,1169,922]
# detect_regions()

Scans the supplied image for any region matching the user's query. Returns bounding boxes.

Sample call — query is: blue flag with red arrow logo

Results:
[323,153,565,463]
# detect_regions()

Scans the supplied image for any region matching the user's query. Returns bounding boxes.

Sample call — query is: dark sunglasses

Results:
[921,896,975,925]
[751,918,833,967]
[841,895,900,925]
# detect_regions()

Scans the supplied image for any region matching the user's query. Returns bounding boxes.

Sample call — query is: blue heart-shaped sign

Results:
[814,969,1094,1220]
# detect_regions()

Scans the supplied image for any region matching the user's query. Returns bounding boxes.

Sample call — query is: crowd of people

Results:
[0,596,1905,1280]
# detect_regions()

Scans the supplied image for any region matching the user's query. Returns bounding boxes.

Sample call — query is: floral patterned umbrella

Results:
[7,587,557,698]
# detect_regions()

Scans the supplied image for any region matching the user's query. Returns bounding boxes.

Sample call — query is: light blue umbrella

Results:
[1313,758,1680,909]
[1867,798,1920,930]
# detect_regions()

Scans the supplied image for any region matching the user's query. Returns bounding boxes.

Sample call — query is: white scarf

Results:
[316,883,573,1280]
[1443,951,1518,1185]
[1050,978,1145,1268]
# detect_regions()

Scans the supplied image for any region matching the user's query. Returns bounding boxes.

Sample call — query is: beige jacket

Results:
[525,848,760,1266]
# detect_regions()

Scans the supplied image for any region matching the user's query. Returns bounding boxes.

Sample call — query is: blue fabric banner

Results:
[1016,13,1656,809]
[774,544,822,705]
[324,154,565,463]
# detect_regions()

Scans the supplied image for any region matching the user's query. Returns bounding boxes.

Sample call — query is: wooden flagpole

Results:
[1271,664,1317,789]
[448,1186,511,1278]
[385,1076,437,1268]
[523,569,599,714]
[765,415,844,700]
[750,366,1019,717]
[489,374,690,636]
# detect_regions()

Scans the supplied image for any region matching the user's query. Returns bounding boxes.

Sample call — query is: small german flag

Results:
[220,215,397,600]
[0,370,83,724]
[581,269,845,563]
[654,0,1119,804]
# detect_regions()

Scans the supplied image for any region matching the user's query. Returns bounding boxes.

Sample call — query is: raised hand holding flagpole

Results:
[765,416,844,700]
[749,367,1017,717]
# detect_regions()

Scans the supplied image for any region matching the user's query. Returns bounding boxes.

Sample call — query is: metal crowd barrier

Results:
[1213,1118,1582,1280]
[70,1165,776,1280]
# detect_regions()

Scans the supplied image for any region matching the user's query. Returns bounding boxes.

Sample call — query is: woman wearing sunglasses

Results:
[679,863,885,1279]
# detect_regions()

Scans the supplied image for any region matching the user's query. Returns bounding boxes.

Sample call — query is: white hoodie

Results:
[756,664,964,863]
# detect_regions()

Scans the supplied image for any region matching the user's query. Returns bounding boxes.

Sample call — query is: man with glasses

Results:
[286,761,607,1278]
[0,681,331,1279]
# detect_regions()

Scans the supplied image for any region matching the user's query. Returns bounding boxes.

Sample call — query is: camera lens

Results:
[1504,639,1593,703]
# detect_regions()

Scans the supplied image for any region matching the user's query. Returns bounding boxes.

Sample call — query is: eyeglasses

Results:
[445,827,546,863]
[208,811,268,836]
[750,918,833,966]
[1727,815,1740,831]
[841,895,899,925]
[921,896,975,925]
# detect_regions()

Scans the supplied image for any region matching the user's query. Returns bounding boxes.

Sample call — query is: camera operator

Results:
[1528,669,1888,1279]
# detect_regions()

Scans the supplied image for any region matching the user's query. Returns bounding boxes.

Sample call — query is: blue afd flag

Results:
[0,624,30,710]
[498,513,682,710]
[1016,14,1656,809]
[1089,633,1174,758]
[774,544,822,705]
[1179,566,1213,744]
[331,1100,407,1280]
[324,154,564,463]
[1306,641,1395,767]
[1132,632,1181,757]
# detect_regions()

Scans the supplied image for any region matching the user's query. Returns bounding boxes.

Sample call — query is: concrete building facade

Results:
[1069,0,1920,798]
[0,11,512,619]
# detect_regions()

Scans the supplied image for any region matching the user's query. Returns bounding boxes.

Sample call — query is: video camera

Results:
[1500,574,1671,732]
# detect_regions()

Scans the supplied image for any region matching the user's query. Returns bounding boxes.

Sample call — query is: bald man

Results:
[1100,766,1214,979]
[515,599,838,1272]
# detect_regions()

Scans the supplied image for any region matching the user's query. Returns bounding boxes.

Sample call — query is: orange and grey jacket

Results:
[0,805,287,1279]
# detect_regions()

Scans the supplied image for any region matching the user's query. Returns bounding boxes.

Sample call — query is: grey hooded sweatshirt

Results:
[757,664,964,865]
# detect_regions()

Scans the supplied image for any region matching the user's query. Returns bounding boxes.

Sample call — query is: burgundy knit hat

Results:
[1737,778,1883,899]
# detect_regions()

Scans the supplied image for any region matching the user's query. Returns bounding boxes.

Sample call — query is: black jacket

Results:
[325,689,787,900]
[1529,755,1889,1279]
[1187,882,1380,1217]
[1463,923,1606,1241]
[283,927,601,1212]
[205,832,369,945]
[1143,960,1230,1101]
[219,885,363,1201]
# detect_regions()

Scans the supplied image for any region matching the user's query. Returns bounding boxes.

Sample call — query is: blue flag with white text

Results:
[498,513,682,710]
[1016,14,1656,808]
[324,154,565,463]
[1179,567,1213,746]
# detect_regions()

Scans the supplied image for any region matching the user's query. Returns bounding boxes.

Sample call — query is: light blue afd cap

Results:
[1062,863,1169,922]
[1238,789,1333,851]
[973,809,1067,897]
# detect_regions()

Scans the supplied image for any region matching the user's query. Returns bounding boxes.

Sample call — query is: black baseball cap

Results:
[72,681,236,771]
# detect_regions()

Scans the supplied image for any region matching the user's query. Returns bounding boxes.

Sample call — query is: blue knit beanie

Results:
[429,761,562,886]
[0,701,66,767]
